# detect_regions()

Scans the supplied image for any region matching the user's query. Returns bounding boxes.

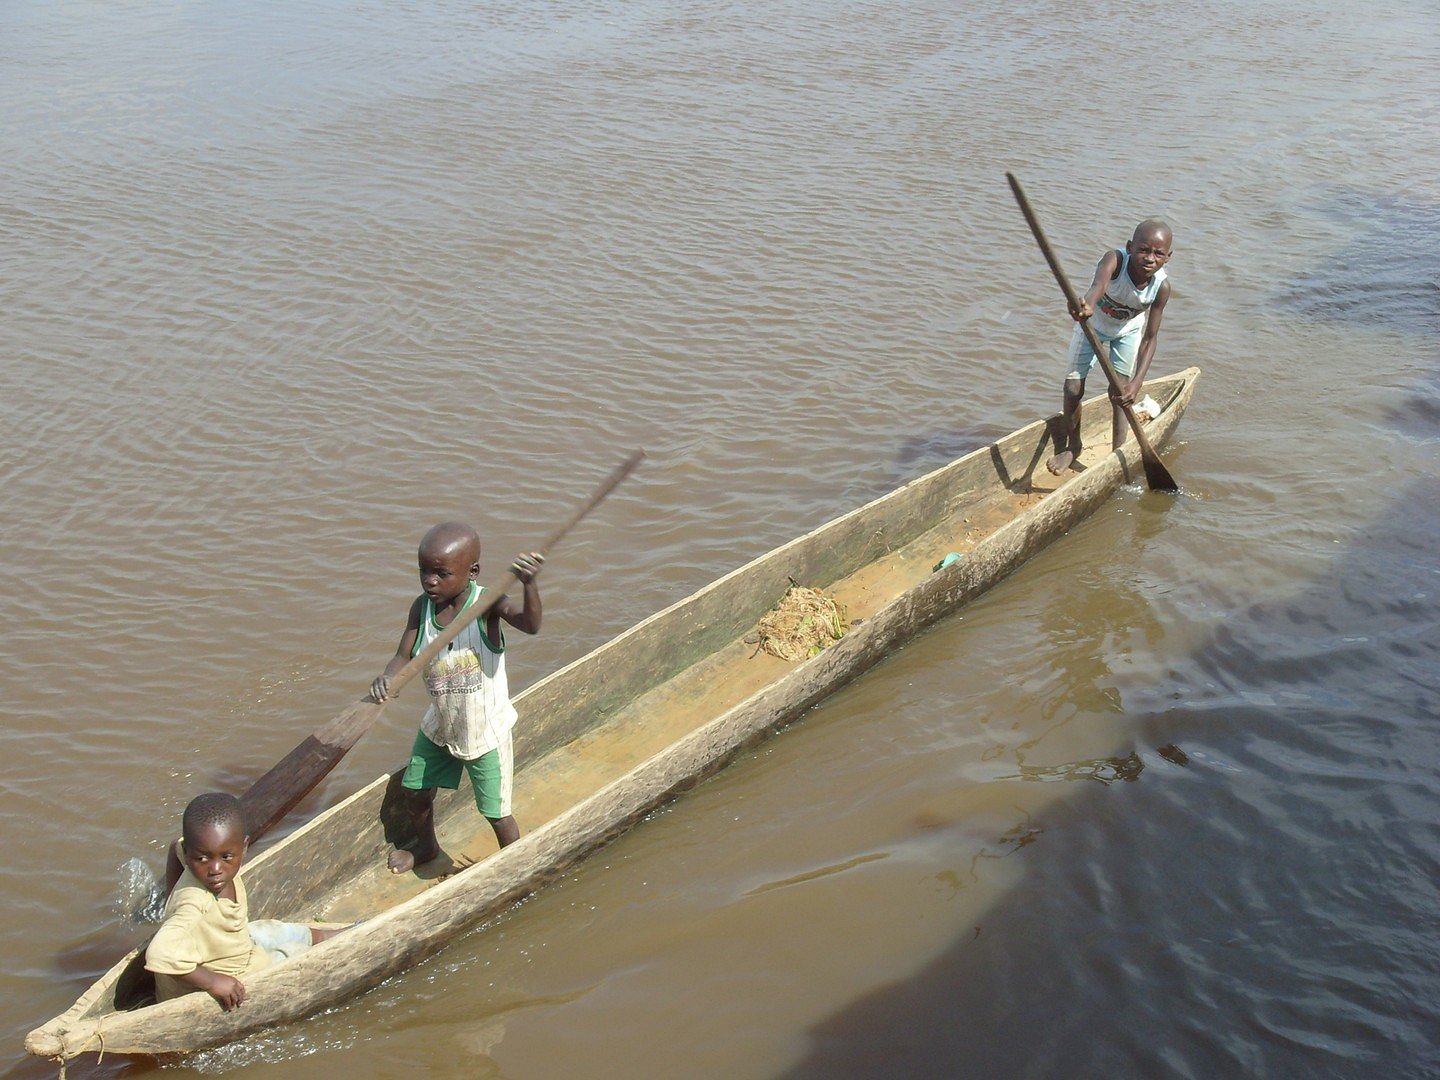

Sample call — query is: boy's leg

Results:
[250,918,350,957]
[387,787,440,873]
[464,733,521,850]
[388,730,462,873]
[250,919,319,961]
[1048,326,1093,474]
[488,815,521,847]
[1047,378,1086,474]
[1110,400,1127,449]
[1105,333,1142,450]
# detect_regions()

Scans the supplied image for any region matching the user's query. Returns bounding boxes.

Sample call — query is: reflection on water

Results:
[1275,191,1440,336]
[1003,749,1146,785]
[783,477,1440,1078]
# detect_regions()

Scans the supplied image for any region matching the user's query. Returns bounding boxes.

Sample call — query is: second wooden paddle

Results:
[1006,172,1179,493]
[238,449,645,841]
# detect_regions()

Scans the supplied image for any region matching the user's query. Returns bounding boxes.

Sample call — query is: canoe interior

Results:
[49,370,1194,1037]
[271,371,1191,924]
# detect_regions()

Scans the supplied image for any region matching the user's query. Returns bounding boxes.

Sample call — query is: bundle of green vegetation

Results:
[751,583,849,661]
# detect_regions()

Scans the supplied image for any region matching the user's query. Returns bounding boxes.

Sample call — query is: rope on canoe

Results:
[50,1014,105,1076]
[53,1024,72,1078]
[749,580,848,662]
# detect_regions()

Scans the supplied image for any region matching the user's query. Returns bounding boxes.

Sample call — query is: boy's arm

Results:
[146,892,247,1009]
[491,552,543,635]
[1070,249,1121,321]
[370,596,425,702]
[175,966,248,1011]
[1123,280,1171,401]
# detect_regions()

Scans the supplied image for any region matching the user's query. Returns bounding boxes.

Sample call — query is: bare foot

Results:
[387,844,440,874]
[1046,449,1077,475]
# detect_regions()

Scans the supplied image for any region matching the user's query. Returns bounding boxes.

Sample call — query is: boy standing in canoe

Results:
[1047,219,1173,474]
[146,793,341,1009]
[371,522,543,873]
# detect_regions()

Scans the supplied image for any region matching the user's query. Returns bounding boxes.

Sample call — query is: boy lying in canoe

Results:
[370,522,544,873]
[147,793,343,1010]
[1047,219,1173,474]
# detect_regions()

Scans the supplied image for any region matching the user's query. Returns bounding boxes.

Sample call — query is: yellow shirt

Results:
[145,851,271,1002]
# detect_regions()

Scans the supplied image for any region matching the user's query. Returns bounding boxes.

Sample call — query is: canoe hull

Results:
[28,368,1198,1060]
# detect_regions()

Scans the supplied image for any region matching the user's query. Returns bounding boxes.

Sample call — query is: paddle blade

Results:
[239,699,386,841]
[1142,451,1180,493]
[1123,403,1180,494]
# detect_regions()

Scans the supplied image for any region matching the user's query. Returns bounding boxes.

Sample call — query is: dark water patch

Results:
[0,1050,145,1080]
[1384,368,1440,441]
[819,424,1028,518]
[1275,191,1440,337]
[782,479,1440,1078]
[893,427,1014,476]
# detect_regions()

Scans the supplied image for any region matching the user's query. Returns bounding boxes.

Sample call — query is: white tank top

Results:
[415,582,518,759]
[1090,249,1166,338]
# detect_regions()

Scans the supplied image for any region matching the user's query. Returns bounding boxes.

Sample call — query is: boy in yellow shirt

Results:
[146,793,338,1009]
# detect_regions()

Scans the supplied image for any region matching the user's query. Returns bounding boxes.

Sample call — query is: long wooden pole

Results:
[238,449,645,841]
[1005,173,1179,493]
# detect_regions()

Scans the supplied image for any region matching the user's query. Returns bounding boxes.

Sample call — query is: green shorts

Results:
[402,729,513,819]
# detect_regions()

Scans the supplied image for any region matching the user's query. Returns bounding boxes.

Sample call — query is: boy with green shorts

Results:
[370,522,543,873]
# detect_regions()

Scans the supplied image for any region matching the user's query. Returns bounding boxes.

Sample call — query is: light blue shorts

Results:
[1065,324,1139,382]
[249,919,313,964]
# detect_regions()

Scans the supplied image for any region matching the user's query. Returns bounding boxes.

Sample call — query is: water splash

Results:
[117,856,166,923]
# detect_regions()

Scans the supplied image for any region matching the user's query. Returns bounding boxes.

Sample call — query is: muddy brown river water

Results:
[3,0,1438,1076]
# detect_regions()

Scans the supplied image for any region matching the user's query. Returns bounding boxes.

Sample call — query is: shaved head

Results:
[1133,219,1173,248]
[419,522,480,564]
[182,792,245,845]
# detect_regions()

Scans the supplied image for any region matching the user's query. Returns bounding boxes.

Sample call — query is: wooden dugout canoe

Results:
[28,368,1199,1062]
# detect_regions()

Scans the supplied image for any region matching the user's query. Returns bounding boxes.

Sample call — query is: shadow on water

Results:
[1385,364,1440,442]
[894,427,1015,475]
[780,466,1440,1077]
[855,425,1018,502]
[1274,191,1440,338]
[2,1049,153,1079]
[855,410,1089,510]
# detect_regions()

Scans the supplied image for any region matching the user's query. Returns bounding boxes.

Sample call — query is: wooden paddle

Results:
[1005,172,1179,493]
[237,449,646,842]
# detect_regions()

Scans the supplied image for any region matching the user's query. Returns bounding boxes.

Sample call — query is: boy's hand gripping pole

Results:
[237,449,645,843]
[1005,173,1179,493]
